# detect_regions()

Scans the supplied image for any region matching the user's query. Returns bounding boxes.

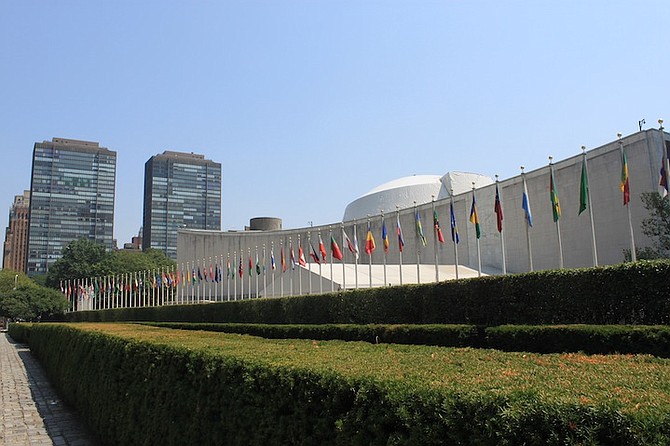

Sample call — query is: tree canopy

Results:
[0,270,67,321]
[45,239,175,288]
[637,192,670,259]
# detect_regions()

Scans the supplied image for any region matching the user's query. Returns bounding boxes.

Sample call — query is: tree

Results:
[638,192,670,259]
[46,239,176,288]
[0,270,68,321]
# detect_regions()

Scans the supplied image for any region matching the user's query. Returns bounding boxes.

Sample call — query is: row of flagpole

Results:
[63,125,668,311]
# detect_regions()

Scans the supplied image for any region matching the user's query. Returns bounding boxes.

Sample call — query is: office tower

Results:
[3,191,31,272]
[26,138,116,275]
[143,151,221,259]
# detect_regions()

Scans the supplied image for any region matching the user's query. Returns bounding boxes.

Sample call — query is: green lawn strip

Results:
[78,323,670,416]
[138,321,670,357]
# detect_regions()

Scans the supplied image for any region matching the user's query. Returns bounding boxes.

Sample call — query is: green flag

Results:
[579,157,588,215]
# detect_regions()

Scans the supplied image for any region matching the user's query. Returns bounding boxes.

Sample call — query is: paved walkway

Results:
[0,332,98,446]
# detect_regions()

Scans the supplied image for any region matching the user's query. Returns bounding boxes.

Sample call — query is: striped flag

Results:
[522,178,533,227]
[318,234,327,261]
[494,183,504,233]
[450,201,460,244]
[381,219,390,252]
[396,213,405,252]
[298,245,306,267]
[469,195,481,239]
[344,229,358,259]
[281,247,286,272]
[271,250,276,270]
[433,209,445,243]
[365,221,376,255]
[331,236,344,261]
[290,243,296,270]
[621,150,630,205]
[415,210,427,246]
[550,168,561,222]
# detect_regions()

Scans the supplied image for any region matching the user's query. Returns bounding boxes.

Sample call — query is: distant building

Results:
[143,151,221,259]
[26,138,116,275]
[3,191,30,272]
[121,228,143,252]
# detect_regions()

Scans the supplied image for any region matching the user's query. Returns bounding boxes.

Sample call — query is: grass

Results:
[68,322,670,417]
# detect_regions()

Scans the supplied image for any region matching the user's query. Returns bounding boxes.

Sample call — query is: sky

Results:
[1,1,668,247]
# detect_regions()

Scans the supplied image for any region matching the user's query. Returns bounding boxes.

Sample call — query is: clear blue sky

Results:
[1,1,668,247]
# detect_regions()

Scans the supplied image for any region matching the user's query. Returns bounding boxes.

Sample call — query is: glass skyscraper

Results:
[143,151,221,259]
[26,138,116,275]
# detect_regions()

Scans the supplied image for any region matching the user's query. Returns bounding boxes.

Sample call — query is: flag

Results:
[579,157,589,215]
[621,150,630,206]
[433,209,445,243]
[469,196,481,239]
[550,169,561,222]
[415,210,427,246]
[660,140,670,196]
[396,213,405,252]
[494,183,504,233]
[309,241,320,264]
[450,201,460,244]
[353,227,360,258]
[226,259,232,279]
[344,229,358,260]
[522,179,533,227]
[298,245,307,267]
[270,250,276,270]
[381,220,390,252]
[197,267,203,281]
[318,234,327,261]
[365,221,376,255]
[290,243,296,270]
[248,256,253,276]
[281,246,287,272]
[238,256,243,278]
[256,256,262,274]
[331,235,344,261]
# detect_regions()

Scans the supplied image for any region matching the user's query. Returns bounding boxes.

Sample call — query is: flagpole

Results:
[432,197,439,282]
[255,246,260,298]
[262,244,267,298]
[495,175,507,274]
[414,203,421,284]
[353,221,359,289]
[367,216,373,288]
[270,243,275,297]
[581,146,598,266]
[450,190,459,280]
[619,133,637,261]
[380,214,387,286]
[248,248,252,299]
[472,183,482,277]
[397,206,403,286]
[521,166,534,272]
[317,232,323,294]
[341,223,346,290]
[549,156,564,269]
[329,227,335,292]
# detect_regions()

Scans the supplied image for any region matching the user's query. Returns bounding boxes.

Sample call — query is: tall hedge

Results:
[61,260,670,326]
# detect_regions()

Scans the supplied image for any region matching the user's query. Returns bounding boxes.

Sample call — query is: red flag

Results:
[331,236,344,261]
[281,247,286,272]
[298,245,307,267]
[494,183,504,233]
[318,234,327,261]
[309,242,320,264]
[365,222,376,255]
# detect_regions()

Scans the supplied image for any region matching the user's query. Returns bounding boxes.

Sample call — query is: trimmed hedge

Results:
[60,260,670,326]
[143,322,670,357]
[14,323,670,445]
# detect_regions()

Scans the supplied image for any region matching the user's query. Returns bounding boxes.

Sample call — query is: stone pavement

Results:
[0,332,98,446]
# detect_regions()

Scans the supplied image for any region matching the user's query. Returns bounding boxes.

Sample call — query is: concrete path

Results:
[0,332,98,446]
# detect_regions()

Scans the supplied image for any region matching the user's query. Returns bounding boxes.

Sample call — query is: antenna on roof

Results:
[639,119,646,132]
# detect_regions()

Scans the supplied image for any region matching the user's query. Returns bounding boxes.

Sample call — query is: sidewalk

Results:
[0,331,98,446]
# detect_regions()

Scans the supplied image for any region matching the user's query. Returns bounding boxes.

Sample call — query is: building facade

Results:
[143,151,221,259]
[3,191,31,272]
[177,129,669,298]
[26,138,116,275]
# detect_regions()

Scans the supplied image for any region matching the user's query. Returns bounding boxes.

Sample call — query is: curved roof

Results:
[342,171,493,221]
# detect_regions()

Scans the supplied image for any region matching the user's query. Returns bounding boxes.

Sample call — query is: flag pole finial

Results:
[659,118,664,128]
[520,166,525,173]
[581,145,586,154]
[617,132,622,140]
[548,155,553,164]
[495,174,499,182]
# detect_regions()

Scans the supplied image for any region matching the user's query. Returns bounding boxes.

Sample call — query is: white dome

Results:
[343,171,493,221]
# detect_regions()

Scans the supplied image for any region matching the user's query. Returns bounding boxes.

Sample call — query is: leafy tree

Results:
[0,269,68,320]
[638,192,670,258]
[46,239,176,288]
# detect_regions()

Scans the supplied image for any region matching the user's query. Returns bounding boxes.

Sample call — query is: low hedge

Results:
[143,322,670,357]
[13,323,670,445]
[60,260,670,326]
